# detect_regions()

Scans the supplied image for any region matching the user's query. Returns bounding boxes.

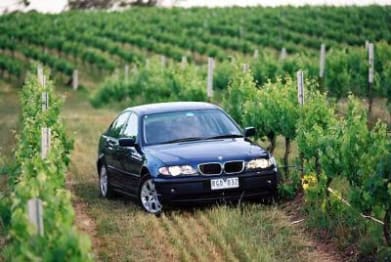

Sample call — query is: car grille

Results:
[198,161,244,175]
[199,163,222,175]
[224,161,244,174]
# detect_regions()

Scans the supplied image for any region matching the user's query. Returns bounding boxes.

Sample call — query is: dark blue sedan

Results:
[97,102,279,214]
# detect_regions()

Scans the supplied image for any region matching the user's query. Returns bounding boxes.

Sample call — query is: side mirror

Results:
[119,137,136,147]
[244,127,256,137]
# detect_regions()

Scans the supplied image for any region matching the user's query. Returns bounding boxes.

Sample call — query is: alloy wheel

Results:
[140,178,162,214]
[100,166,108,197]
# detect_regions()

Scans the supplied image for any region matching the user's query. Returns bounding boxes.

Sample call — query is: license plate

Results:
[211,177,239,190]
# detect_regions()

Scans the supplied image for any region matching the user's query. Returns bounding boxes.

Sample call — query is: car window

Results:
[107,111,131,138]
[143,109,242,145]
[122,113,138,138]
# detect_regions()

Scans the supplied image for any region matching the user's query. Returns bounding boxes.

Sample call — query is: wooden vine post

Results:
[27,198,44,236]
[39,67,51,160]
[41,127,51,159]
[239,26,245,38]
[181,56,187,68]
[279,47,287,61]
[242,63,249,72]
[160,55,167,68]
[297,70,304,106]
[367,42,374,115]
[207,57,214,101]
[72,69,78,90]
[124,64,129,82]
[297,70,305,177]
[319,43,326,92]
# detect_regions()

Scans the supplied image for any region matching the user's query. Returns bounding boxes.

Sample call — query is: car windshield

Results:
[143,109,243,145]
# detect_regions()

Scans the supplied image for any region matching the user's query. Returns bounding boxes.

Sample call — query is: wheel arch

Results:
[138,166,154,191]
[97,154,105,176]
[140,166,151,180]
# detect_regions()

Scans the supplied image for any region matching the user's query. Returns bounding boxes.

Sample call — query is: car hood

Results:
[143,138,268,165]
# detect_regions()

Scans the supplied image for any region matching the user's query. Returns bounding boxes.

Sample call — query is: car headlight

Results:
[158,165,197,176]
[246,157,276,170]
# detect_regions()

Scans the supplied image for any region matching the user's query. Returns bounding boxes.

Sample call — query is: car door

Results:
[117,112,143,195]
[103,111,131,188]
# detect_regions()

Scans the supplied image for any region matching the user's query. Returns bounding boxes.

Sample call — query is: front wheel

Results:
[99,165,114,198]
[139,177,162,214]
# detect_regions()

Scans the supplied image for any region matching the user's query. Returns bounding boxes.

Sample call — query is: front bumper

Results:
[153,170,278,204]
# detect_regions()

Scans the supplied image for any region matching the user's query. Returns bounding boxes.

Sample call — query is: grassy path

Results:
[61,90,341,262]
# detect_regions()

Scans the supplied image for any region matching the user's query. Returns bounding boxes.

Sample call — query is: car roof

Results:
[124,101,221,115]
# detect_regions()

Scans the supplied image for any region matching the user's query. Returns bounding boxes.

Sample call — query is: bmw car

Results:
[97,102,279,214]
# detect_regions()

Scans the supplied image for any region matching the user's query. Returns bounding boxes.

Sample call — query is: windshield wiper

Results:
[206,134,244,139]
[163,137,204,144]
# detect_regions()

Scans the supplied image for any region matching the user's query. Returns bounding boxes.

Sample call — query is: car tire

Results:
[99,164,114,198]
[138,175,163,214]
